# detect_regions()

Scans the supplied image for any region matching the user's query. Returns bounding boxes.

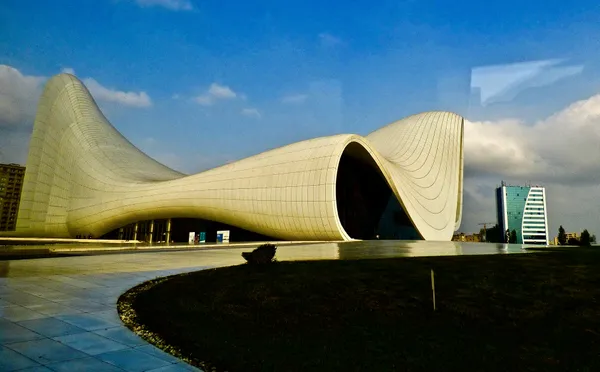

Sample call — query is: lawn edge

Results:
[117,273,221,372]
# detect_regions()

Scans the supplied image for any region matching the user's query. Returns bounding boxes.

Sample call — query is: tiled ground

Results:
[0,246,256,372]
[0,240,529,371]
[0,268,207,371]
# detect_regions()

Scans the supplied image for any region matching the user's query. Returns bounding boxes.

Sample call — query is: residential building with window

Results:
[495,181,549,245]
[452,232,482,242]
[0,163,26,231]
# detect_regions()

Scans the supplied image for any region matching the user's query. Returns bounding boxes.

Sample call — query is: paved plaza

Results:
[0,241,528,371]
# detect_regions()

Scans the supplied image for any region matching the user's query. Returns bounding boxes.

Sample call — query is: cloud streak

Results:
[195,83,237,106]
[470,59,584,107]
[63,67,152,108]
[241,108,261,118]
[281,94,308,104]
[318,33,343,47]
[133,0,193,11]
[61,67,76,75]
[83,78,152,108]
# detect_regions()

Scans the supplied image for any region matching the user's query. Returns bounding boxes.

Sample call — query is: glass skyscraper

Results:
[496,182,549,245]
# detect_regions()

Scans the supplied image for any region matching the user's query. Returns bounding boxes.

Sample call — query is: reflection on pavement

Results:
[0,240,533,372]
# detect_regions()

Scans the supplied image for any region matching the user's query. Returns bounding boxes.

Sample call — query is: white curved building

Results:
[10,73,464,241]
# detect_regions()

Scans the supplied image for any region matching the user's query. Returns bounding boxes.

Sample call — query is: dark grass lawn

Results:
[120,250,600,372]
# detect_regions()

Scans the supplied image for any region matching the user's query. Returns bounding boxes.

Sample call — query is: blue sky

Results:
[2,0,600,235]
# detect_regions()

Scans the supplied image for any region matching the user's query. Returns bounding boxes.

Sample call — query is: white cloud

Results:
[61,67,76,75]
[281,94,308,104]
[465,93,600,184]
[58,67,151,108]
[194,96,213,106]
[462,92,600,235]
[134,0,193,11]
[208,83,236,99]
[0,64,154,163]
[0,65,45,128]
[195,83,237,106]
[241,108,261,118]
[82,78,152,108]
[318,33,343,47]
[0,63,152,129]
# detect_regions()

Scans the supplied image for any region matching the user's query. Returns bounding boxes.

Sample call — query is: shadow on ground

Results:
[120,249,600,372]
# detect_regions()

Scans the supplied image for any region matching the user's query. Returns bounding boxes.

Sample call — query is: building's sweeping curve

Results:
[12,73,464,241]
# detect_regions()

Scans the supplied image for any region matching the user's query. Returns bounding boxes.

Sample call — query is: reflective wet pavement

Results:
[0,240,337,260]
[0,240,537,371]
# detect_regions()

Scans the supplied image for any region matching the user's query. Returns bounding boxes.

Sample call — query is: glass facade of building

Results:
[496,183,549,245]
[504,186,529,244]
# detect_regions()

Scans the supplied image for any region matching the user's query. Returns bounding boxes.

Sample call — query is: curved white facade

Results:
[522,187,549,245]
[12,73,464,241]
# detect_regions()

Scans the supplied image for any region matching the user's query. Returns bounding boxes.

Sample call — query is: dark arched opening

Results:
[101,218,277,243]
[335,142,422,240]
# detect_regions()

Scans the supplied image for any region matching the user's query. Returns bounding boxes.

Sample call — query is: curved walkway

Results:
[0,241,528,371]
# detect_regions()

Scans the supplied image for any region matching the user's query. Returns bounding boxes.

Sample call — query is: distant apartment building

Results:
[0,163,26,231]
[550,232,580,245]
[565,232,579,242]
[496,181,549,245]
[452,232,482,242]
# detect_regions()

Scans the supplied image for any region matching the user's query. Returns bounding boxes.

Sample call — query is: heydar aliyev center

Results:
[10,73,464,242]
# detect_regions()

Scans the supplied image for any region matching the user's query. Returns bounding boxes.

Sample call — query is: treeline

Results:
[479,224,596,246]
[557,226,596,246]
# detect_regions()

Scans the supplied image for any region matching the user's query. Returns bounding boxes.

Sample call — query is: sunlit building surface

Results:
[7,73,465,242]
[496,182,549,245]
[0,163,26,231]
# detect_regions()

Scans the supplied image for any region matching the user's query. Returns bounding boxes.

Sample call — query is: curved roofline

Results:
[7,74,464,241]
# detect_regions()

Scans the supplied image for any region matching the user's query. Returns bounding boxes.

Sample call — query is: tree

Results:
[580,229,592,247]
[592,235,597,245]
[558,225,566,245]
[510,229,517,244]
[481,224,501,243]
[489,224,501,242]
